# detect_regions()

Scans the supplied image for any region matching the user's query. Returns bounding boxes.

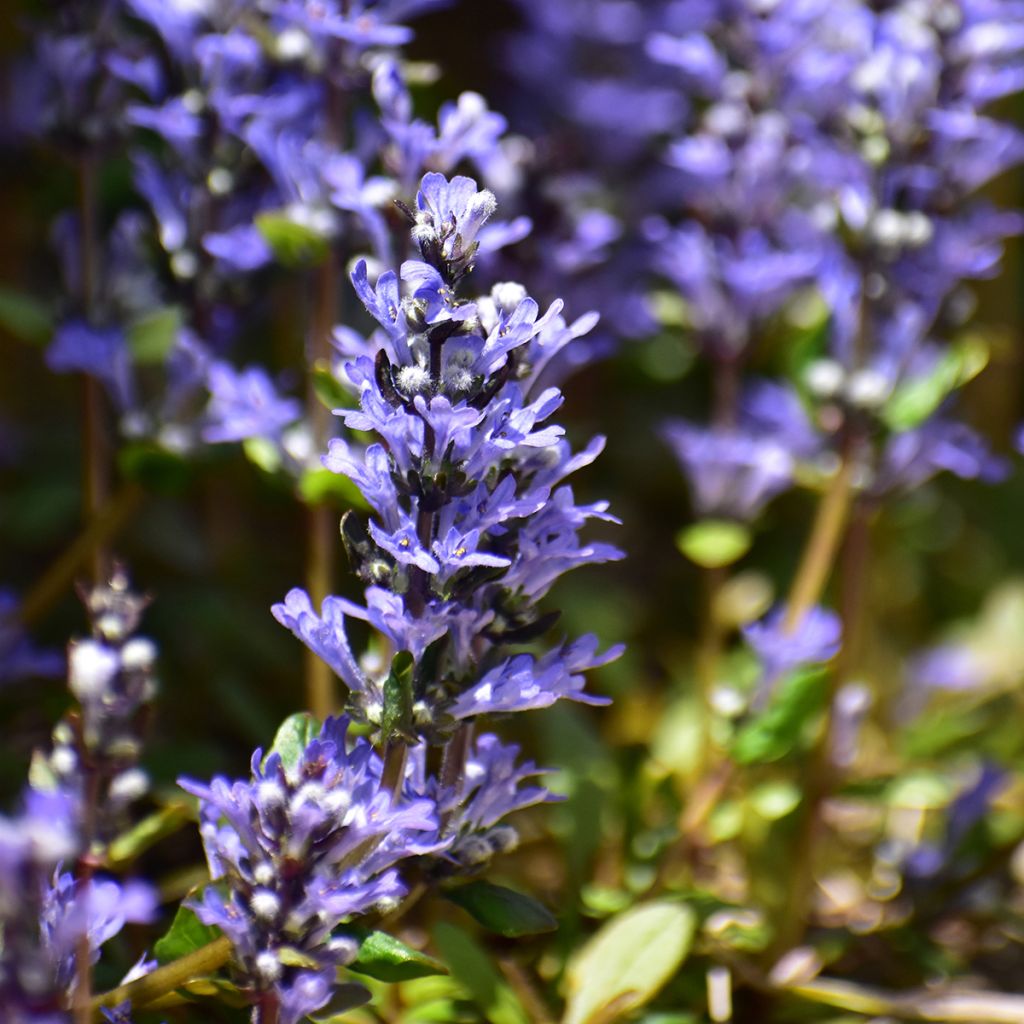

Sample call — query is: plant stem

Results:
[305,252,339,721]
[256,991,281,1024]
[783,449,855,634]
[91,936,233,1018]
[381,739,408,797]
[776,500,871,953]
[79,154,110,587]
[17,483,142,627]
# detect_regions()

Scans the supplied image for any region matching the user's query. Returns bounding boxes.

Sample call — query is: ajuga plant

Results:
[1,570,158,1023]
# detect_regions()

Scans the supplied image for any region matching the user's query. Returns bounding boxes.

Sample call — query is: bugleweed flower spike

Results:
[275,172,624,745]
[176,172,623,1022]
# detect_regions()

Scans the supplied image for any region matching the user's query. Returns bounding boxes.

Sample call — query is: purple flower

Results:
[278,174,621,747]
[662,422,795,522]
[179,717,438,1024]
[743,604,842,703]
[47,321,133,410]
[203,363,302,443]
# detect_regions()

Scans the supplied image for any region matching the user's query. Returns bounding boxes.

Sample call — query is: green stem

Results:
[79,154,109,587]
[783,450,855,634]
[305,252,340,721]
[17,483,142,627]
[90,936,233,1018]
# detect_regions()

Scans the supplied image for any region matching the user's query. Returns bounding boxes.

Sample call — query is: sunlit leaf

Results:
[345,929,448,983]
[676,521,752,569]
[563,900,696,1024]
[153,900,222,965]
[264,712,320,773]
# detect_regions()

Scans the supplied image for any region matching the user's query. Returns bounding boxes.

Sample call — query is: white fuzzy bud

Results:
[69,641,119,701]
[804,359,845,399]
[207,167,234,196]
[257,780,287,809]
[255,951,282,983]
[396,365,432,395]
[275,27,311,60]
[491,281,527,313]
[845,368,892,409]
[253,862,275,887]
[121,637,157,673]
[108,768,149,804]
[250,889,281,921]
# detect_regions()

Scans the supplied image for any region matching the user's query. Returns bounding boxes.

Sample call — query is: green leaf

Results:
[0,286,52,343]
[299,468,369,509]
[444,881,557,937]
[731,667,828,765]
[432,922,529,1024]
[747,781,801,821]
[153,900,222,965]
[127,306,182,364]
[312,364,353,411]
[308,982,373,1022]
[563,900,696,1024]
[118,442,191,494]
[108,802,193,867]
[344,928,449,982]
[265,712,320,774]
[882,334,989,432]
[380,651,415,743]
[676,520,752,569]
[243,436,283,473]
[256,210,330,267]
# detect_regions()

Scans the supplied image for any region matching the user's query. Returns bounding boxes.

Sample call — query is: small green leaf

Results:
[312,364,353,411]
[256,210,330,267]
[731,667,827,766]
[380,651,415,744]
[0,286,52,343]
[432,923,529,1024]
[279,946,322,969]
[748,780,801,821]
[309,982,373,1022]
[153,900,222,965]
[444,881,557,937]
[118,442,190,494]
[344,929,449,982]
[298,468,368,509]
[676,521,752,569]
[265,712,320,774]
[127,306,182,364]
[882,334,989,432]
[108,802,193,867]
[243,436,283,473]
[563,900,696,1024]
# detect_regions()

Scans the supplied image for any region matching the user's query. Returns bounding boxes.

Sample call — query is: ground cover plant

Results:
[3,2,1024,1023]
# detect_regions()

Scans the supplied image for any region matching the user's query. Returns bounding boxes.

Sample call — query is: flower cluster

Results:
[274,172,622,738]
[160,172,623,1018]
[181,717,438,1024]
[43,567,157,842]
[0,781,154,1022]
[15,0,525,464]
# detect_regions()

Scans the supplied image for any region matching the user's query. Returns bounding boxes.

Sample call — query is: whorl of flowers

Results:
[273,171,624,739]
[45,566,157,842]
[180,717,439,1024]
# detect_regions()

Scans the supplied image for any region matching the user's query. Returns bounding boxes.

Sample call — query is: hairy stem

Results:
[91,936,233,1017]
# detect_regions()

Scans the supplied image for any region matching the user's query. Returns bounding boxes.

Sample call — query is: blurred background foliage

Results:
[5,1,1024,1022]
